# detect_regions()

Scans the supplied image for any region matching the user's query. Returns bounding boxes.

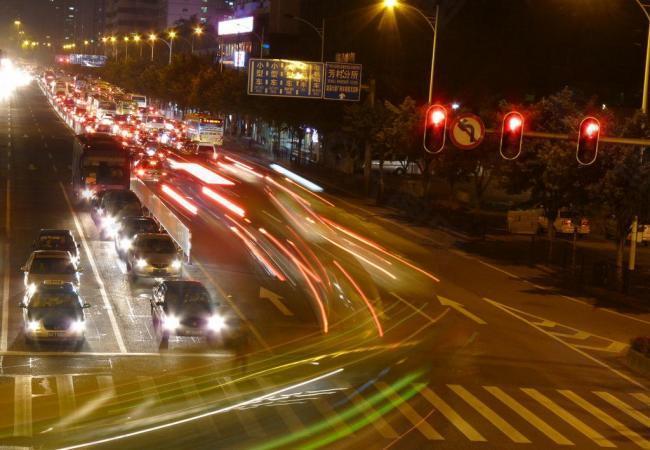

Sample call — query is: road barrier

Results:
[131,178,193,263]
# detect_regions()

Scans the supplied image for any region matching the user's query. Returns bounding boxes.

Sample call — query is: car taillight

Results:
[562,219,571,225]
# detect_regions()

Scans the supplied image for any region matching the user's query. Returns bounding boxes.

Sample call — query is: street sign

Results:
[323,62,362,101]
[248,58,324,99]
[449,113,485,150]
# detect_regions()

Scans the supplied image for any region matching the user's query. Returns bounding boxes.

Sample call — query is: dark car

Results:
[150,280,239,346]
[114,216,159,257]
[21,281,90,348]
[96,190,142,238]
[33,229,80,263]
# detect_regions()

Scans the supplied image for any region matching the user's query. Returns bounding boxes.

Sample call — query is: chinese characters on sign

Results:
[323,63,362,101]
[248,59,362,101]
[248,59,323,99]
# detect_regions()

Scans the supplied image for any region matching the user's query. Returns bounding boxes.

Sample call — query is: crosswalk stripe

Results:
[523,388,615,448]
[376,381,443,441]
[419,385,486,442]
[256,377,305,433]
[221,376,265,437]
[449,384,529,443]
[484,386,573,446]
[346,390,399,439]
[594,392,650,428]
[632,393,650,407]
[13,375,32,437]
[559,390,650,449]
[56,375,76,418]
[178,376,211,434]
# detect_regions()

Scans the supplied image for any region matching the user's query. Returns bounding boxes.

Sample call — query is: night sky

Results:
[1,0,647,108]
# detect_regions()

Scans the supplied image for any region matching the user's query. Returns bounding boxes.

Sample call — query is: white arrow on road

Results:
[438,296,486,325]
[259,287,293,316]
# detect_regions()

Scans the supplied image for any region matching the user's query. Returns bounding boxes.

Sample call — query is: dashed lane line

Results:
[1,178,10,352]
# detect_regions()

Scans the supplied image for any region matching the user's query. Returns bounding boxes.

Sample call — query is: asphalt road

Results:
[0,82,647,449]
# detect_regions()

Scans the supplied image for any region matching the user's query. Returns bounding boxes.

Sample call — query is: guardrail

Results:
[131,178,193,263]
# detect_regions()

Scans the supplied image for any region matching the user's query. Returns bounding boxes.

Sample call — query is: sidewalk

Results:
[223,135,650,314]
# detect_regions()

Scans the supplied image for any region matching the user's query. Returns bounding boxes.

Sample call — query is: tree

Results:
[343,100,384,194]
[589,112,650,288]
[501,88,595,260]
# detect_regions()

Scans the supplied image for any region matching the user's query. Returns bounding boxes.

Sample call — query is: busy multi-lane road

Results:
[0,79,648,449]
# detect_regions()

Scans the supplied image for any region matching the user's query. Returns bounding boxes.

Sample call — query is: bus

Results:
[185,114,224,145]
[129,94,147,108]
[116,99,138,115]
[72,134,130,202]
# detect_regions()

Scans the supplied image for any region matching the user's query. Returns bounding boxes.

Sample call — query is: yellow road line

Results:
[594,391,650,428]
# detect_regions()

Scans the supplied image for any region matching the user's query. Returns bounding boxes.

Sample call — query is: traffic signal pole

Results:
[486,129,650,147]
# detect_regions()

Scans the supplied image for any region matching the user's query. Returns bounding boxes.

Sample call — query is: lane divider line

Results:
[59,182,127,353]
[1,178,10,352]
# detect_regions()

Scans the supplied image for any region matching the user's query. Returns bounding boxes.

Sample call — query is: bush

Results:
[631,336,650,356]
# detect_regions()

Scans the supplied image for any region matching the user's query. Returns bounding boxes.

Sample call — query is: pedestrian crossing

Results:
[0,373,647,448]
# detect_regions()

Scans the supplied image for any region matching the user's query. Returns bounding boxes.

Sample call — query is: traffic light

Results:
[423,104,447,154]
[499,111,524,160]
[576,117,600,165]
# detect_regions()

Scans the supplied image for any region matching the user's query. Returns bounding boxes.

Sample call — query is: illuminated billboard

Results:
[218,16,254,36]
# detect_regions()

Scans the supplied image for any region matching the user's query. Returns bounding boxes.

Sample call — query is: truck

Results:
[185,114,224,146]
[72,134,130,203]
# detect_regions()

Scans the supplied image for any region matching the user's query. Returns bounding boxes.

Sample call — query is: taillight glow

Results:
[202,186,245,218]
[180,163,235,186]
[161,184,198,215]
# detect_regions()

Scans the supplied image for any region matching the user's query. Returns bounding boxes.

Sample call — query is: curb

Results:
[626,348,650,377]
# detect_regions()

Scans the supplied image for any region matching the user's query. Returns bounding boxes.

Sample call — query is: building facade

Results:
[104,0,165,35]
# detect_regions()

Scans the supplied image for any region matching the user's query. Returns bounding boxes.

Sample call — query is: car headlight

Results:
[27,283,37,296]
[136,258,147,269]
[207,314,226,332]
[27,320,40,331]
[162,315,180,330]
[69,320,85,333]
[119,238,132,250]
[102,216,115,229]
[171,259,182,270]
[81,189,93,199]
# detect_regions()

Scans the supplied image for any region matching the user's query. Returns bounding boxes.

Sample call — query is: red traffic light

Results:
[500,111,525,160]
[576,116,600,165]
[423,104,447,154]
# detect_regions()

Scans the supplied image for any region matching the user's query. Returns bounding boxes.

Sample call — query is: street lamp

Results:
[634,0,650,114]
[133,34,142,58]
[110,36,117,58]
[383,0,439,104]
[285,14,325,62]
[124,35,130,61]
[192,26,203,54]
[150,31,176,64]
[13,20,21,27]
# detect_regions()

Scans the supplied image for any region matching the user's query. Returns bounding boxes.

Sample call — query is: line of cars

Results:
[21,70,241,349]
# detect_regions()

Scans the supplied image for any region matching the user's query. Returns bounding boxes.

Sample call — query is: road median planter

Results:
[627,337,650,376]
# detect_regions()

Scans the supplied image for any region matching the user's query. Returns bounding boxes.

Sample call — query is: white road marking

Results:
[13,375,32,437]
[56,374,76,418]
[449,384,529,443]
[0,350,231,358]
[484,297,647,390]
[419,384,486,442]
[438,295,486,325]
[58,182,127,353]
[259,287,293,316]
[1,178,10,352]
[594,391,650,428]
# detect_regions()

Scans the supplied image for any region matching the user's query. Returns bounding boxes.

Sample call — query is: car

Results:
[126,233,182,280]
[150,280,238,346]
[96,190,142,238]
[32,229,80,264]
[133,157,164,182]
[21,250,82,289]
[539,209,590,236]
[114,216,159,257]
[20,281,90,346]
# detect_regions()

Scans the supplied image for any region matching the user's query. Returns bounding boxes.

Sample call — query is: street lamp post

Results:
[124,36,129,62]
[285,14,325,62]
[110,36,117,59]
[192,26,203,54]
[133,34,142,59]
[634,0,650,114]
[150,32,176,64]
[384,0,439,104]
